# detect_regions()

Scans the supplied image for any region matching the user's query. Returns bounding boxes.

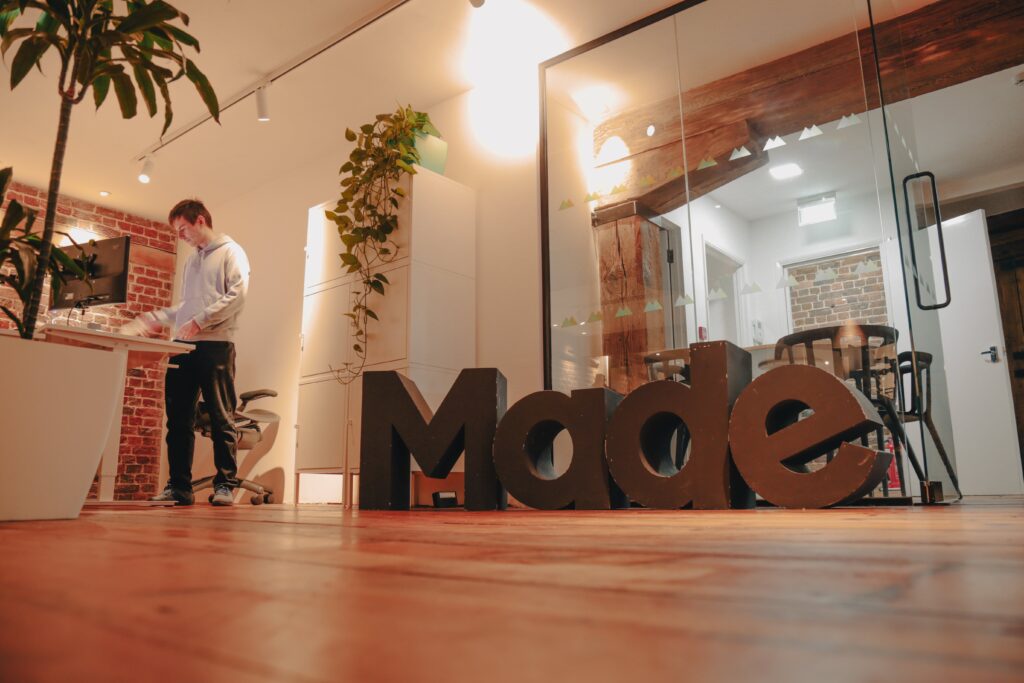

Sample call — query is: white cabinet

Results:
[295,167,476,487]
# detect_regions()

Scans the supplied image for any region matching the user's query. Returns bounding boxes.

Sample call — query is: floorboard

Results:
[2,498,1023,682]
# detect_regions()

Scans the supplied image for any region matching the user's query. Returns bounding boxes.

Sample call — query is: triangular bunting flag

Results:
[837,113,862,130]
[798,125,823,141]
[729,146,752,161]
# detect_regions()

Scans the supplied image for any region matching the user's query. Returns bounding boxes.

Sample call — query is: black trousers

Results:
[165,341,239,491]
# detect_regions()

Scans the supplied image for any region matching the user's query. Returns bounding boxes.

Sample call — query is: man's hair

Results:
[168,198,213,227]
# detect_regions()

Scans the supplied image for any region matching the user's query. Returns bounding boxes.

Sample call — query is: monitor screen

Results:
[50,235,132,310]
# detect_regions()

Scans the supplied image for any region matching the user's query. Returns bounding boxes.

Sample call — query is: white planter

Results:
[0,336,124,521]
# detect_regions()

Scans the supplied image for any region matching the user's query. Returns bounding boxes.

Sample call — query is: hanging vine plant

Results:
[326,104,440,384]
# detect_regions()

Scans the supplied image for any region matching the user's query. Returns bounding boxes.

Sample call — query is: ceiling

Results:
[546,0,938,123]
[710,65,1024,222]
[0,0,690,222]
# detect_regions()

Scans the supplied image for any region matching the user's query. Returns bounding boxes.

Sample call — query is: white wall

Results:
[425,92,545,404]
[663,196,753,346]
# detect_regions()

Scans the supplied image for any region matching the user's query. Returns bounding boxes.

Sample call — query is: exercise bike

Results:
[191,389,280,505]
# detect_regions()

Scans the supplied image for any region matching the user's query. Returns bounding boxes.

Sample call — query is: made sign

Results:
[359,341,892,510]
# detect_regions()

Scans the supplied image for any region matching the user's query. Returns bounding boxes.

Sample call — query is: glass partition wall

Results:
[541,0,1024,500]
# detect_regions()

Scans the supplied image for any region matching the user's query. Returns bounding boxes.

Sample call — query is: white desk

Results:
[42,325,192,501]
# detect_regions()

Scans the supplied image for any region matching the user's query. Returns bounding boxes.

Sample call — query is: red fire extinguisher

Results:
[885,438,901,489]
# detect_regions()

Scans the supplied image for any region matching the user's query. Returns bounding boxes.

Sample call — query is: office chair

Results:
[191,389,280,505]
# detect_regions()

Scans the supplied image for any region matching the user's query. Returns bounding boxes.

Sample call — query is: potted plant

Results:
[0,0,219,520]
[327,105,440,383]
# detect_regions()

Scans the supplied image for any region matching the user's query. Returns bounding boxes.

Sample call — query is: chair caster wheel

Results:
[250,495,263,505]
[208,494,214,503]
[263,494,273,504]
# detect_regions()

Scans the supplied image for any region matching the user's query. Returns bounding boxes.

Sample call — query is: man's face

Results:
[172,216,205,247]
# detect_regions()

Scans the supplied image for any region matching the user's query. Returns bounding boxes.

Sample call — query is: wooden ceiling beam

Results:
[589,0,1024,216]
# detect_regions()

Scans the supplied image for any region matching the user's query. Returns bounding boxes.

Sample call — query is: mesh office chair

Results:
[191,389,279,505]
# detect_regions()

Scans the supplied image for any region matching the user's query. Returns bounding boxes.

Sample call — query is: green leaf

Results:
[0,166,12,201]
[392,186,405,197]
[9,35,50,88]
[35,9,60,34]
[365,309,379,321]
[340,252,360,267]
[117,1,181,35]
[110,69,138,118]
[345,128,357,142]
[0,198,26,237]
[133,63,157,117]
[0,9,20,38]
[360,123,373,134]
[150,70,173,135]
[164,24,199,49]
[89,73,109,108]
[184,58,219,122]
[368,280,384,295]
[0,305,26,338]
[352,343,363,354]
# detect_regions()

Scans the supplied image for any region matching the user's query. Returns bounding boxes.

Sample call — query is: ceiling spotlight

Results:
[138,156,154,184]
[469,0,485,6]
[646,124,655,137]
[99,190,111,197]
[769,163,803,180]
[255,85,270,122]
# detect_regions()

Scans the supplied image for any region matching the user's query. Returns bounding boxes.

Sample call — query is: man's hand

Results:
[119,312,163,338]
[177,319,201,340]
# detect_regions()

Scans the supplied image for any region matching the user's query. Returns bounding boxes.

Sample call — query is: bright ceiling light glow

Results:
[798,193,837,226]
[646,124,655,137]
[464,0,567,159]
[591,136,631,195]
[769,163,803,180]
[138,156,154,184]
[569,84,623,124]
[99,190,110,197]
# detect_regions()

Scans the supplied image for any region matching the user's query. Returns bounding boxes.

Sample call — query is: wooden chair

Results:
[896,351,963,499]
[773,324,920,497]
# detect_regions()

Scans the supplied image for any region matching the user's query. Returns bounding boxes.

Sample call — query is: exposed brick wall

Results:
[788,251,888,332]
[1,181,177,500]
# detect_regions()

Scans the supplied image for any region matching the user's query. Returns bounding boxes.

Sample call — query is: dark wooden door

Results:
[989,208,1024,468]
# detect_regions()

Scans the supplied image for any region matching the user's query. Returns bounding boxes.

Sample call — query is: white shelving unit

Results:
[295,166,476,505]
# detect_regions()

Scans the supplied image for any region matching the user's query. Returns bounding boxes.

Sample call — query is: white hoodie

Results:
[152,234,250,342]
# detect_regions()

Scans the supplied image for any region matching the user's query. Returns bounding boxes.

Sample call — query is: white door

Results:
[933,210,1024,495]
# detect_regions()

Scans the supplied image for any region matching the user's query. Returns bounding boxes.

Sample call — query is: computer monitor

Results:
[50,235,132,310]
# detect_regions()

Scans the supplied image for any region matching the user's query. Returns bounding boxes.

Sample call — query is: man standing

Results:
[129,199,250,506]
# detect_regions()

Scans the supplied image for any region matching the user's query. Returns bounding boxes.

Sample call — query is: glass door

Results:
[869,0,1024,498]
[669,0,911,493]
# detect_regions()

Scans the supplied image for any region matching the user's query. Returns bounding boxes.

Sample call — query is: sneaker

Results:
[151,486,194,506]
[210,485,234,506]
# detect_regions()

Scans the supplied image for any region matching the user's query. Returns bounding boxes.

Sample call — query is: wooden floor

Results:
[2,499,1024,682]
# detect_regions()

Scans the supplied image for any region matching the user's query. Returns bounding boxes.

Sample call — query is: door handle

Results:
[902,171,951,310]
[981,346,999,362]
